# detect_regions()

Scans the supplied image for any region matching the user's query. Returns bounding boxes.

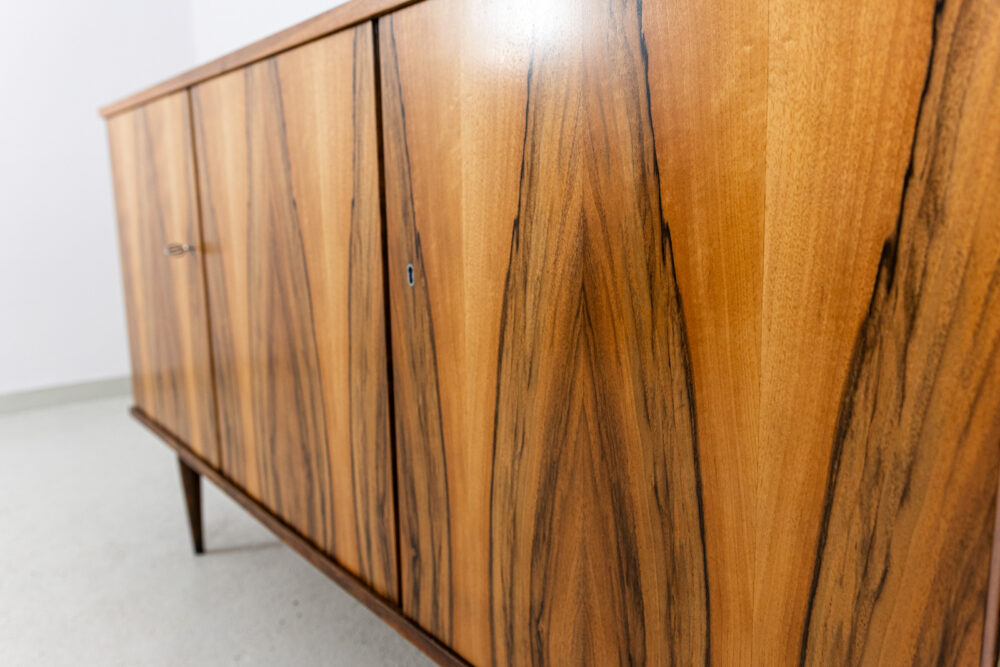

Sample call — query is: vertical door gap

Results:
[370,17,405,606]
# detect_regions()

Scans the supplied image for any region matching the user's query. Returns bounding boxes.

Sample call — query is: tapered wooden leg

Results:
[178,456,204,555]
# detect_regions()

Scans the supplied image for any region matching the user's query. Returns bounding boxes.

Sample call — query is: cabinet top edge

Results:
[99,0,417,119]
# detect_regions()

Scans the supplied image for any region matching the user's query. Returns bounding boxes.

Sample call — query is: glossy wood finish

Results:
[755,0,935,660]
[191,24,398,600]
[762,0,1000,663]
[644,4,765,661]
[105,0,1000,663]
[108,91,220,466]
[131,407,468,667]
[381,0,1000,664]
[178,456,204,554]
[99,0,420,118]
[379,0,765,662]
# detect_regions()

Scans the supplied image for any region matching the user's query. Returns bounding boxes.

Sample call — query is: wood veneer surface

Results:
[106,0,1000,664]
[108,90,220,467]
[781,1,1000,662]
[191,24,398,600]
[380,0,758,663]
[379,0,1000,664]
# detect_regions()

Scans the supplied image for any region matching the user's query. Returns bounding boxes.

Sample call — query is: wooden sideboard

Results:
[103,0,1000,664]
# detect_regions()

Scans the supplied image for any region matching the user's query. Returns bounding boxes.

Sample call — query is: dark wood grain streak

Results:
[800,0,1000,663]
[487,2,708,664]
[369,15,406,611]
[192,26,398,599]
[130,407,467,667]
[253,58,333,530]
[348,24,398,598]
[380,15,454,641]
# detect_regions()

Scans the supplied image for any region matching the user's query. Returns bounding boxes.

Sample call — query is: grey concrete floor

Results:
[0,396,433,666]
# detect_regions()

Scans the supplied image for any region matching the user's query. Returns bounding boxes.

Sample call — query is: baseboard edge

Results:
[0,377,131,415]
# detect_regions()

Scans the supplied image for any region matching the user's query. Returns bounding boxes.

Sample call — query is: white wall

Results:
[0,1,195,396]
[0,0,350,397]
[190,0,351,64]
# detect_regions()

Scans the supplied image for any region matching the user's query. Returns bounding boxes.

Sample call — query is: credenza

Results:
[102,0,1000,664]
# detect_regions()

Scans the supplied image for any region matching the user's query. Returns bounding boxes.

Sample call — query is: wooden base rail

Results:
[130,406,467,667]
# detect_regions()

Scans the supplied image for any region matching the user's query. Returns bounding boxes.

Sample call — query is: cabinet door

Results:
[108,91,220,466]
[191,24,397,599]
[379,0,764,663]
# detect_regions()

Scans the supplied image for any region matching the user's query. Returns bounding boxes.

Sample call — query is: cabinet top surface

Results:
[99,0,414,118]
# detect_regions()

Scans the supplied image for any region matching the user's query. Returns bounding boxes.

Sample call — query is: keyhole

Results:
[407,264,415,287]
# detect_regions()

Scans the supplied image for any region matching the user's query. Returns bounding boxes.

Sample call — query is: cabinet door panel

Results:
[379,0,764,663]
[192,24,397,599]
[381,0,1000,665]
[108,91,219,466]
